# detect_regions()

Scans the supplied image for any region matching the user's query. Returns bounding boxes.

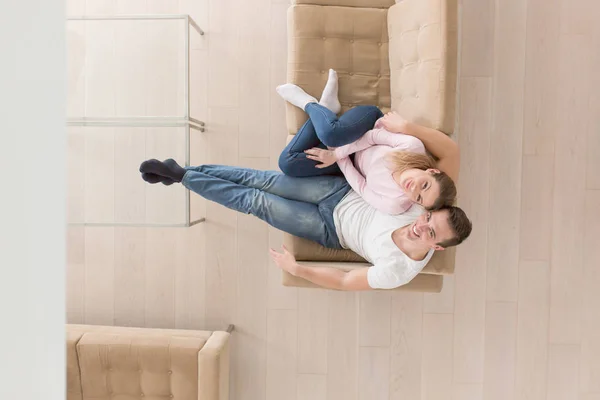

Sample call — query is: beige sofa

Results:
[67,324,231,400]
[282,0,458,292]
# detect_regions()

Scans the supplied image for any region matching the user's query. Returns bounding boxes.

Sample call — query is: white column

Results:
[0,1,65,399]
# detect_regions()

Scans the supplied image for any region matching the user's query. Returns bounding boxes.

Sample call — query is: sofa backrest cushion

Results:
[76,332,206,400]
[387,0,458,133]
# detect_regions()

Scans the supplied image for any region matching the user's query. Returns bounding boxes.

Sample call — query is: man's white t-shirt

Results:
[333,190,435,289]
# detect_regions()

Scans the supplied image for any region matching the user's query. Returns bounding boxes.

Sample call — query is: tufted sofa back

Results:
[67,324,231,400]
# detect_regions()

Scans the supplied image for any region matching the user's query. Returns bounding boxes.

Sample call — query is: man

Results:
[139,159,472,291]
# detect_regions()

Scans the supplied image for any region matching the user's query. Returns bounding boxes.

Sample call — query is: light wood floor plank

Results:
[422,314,453,400]
[453,384,482,400]
[269,3,289,168]
[297,374,326,400]
[174,224,206,330]
[114,228,146,328]
[389,292,423,400]
[359,292,391,347]
[453,77,492,384]
[144,229,177,328]
[549,33,591,345]
[482,302,517,400]
[522,0,560,156]
[327,292,359,400]
[358,347,390,400]
[519,156,554,261]
[297,289,329,374]
[237,0,272,158]
[486,0,527,302]
[84,227,115,325]
[547,344,580,400]
[423,275,454,314]
[580,191,600,394]
[460,0,494,77]
[266,310,298,400]
[515,261,549,400]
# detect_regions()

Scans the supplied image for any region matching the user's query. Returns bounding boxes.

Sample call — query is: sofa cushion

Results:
[293,0,395,8]
[286,5,392,134]
[284,225,455,274]
[76,331,207,400]
[387,0,458,133]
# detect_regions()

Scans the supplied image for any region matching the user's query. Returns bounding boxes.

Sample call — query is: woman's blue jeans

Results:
[182,164,351,249]
[278,103,383,177]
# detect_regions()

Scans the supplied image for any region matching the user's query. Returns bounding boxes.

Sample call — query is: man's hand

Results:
[381,111,408,133]
[304,147,338,168]
[269,245,299,275]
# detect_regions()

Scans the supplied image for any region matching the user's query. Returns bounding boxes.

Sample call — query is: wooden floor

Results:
[66,0,600,399]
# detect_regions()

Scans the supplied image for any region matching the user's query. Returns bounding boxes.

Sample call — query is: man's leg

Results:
[182,169,342,248]
[186,164,349,205]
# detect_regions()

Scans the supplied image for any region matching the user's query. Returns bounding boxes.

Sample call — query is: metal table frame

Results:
[66,14,206,228]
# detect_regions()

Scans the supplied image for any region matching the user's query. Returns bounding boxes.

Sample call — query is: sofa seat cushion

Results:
[284,226,455,274]
[286,4,392,134]
[387,0,458,133]
[76,331,207,400]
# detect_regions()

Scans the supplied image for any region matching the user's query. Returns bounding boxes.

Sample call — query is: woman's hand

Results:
[269,245,299,276]
[304,147,338,169]
[381,111,408,133]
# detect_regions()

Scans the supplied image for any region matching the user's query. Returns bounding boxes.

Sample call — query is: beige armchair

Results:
[67,324,232,400]
[282,0,459,292]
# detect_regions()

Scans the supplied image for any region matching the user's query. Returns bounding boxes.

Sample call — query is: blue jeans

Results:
[278,103,384,177]
[182,164,351,249]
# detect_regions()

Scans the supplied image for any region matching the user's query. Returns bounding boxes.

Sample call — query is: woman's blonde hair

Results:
[385,151,457,210]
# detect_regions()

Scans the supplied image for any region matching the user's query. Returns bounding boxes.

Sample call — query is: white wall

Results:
[0,1,65,399]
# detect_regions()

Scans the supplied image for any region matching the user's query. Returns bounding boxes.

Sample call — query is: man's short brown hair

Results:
[437,206,472,248]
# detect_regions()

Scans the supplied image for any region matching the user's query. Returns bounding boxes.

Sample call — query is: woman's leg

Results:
[181,167,346,248]
[278,118,342,177]
[305,103,384,147]
[278,104,384,177]
[276,83,383,147]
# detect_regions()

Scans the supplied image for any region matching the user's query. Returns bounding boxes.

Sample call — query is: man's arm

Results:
[269,246,372,291]
[295,265,372,291]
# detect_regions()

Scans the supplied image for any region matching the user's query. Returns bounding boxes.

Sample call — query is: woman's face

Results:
[398,168,441,208]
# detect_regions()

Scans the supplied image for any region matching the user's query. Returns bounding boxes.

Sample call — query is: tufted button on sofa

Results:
[281,0,459,292]
[67,324,232,400]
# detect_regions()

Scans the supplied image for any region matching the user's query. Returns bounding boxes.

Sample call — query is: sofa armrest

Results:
[282,261,443,292]
[198,331,231,400]
[293,0,394,8]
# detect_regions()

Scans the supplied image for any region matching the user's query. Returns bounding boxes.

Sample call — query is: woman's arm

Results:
[381,112,460,182]
[337,157,412,215]
[334,127,425,159]
[269,246,372,291]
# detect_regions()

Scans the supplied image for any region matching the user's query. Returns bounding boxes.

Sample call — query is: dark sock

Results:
[141,172,175,186]
[139,158,186,182]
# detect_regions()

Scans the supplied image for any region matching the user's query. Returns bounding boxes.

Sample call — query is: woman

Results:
[276,71,459,215]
